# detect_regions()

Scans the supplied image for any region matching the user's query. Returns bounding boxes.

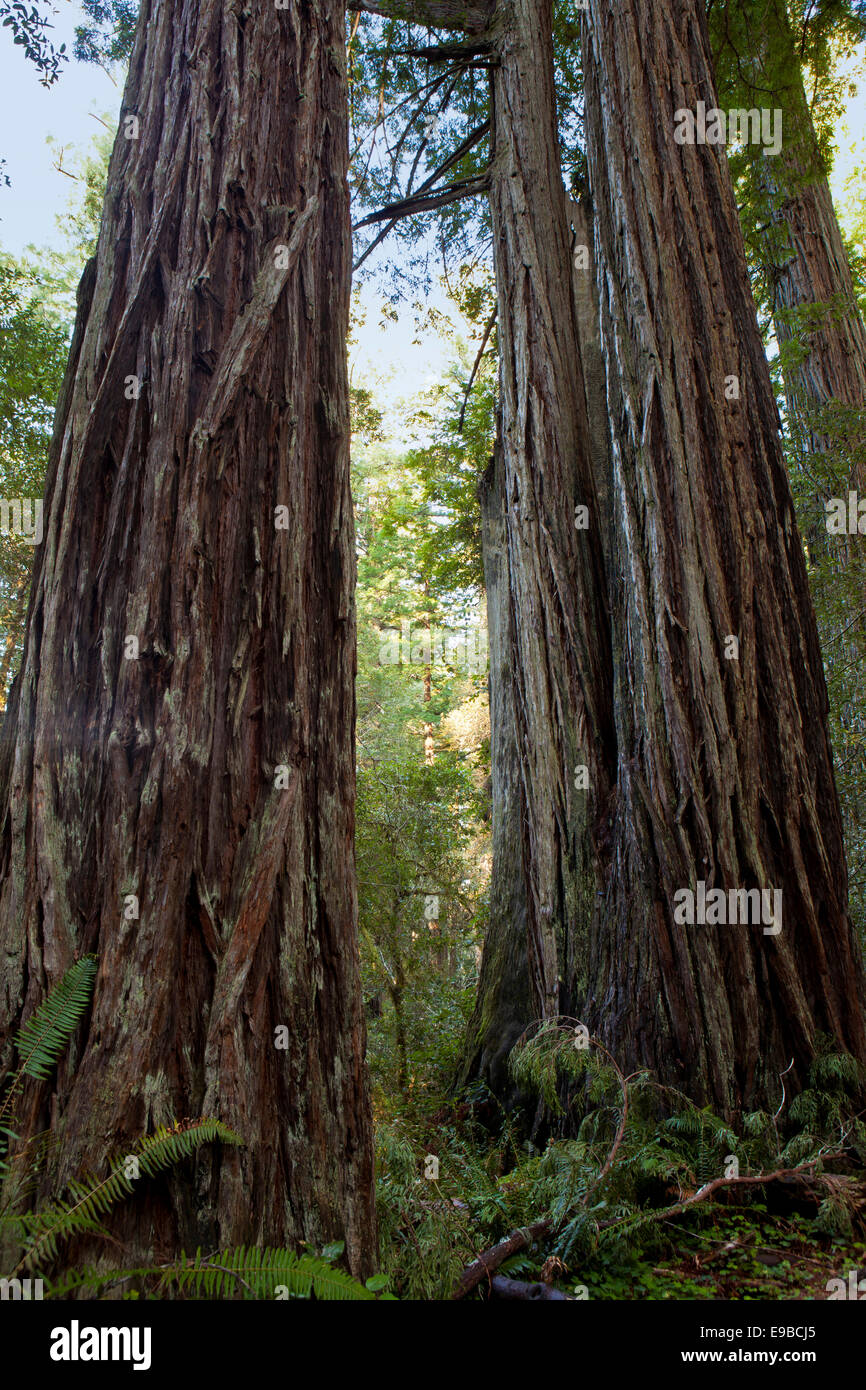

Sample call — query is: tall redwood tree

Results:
[352,0,866,1117]
[580,0,866,1112]
[0,0,376,1271]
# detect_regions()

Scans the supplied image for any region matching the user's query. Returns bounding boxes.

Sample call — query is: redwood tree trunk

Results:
[759,63,866,685]
[0,0,376,1272]
[487,0,615,1023]
[456,441,533,1102]
[762,71,866,467]
[458,197,612,1105]
[580,0,866,1112]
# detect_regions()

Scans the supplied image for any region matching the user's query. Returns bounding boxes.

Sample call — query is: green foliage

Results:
[8,1119,243,1271]
[10,955,97,1084]
[0,130,111,703]
[352,374,491,1106]
[0,956,97,1180]
[374,1113,530,1299]
[45,124,115,275]
[406,335,494,597]
[44,1241,389,1301]
[357,738,485,1099]
[498,1023,866,1291]
[0,251,71,697]
[373,1048,866,1300]
[74,0,137,68]
[1,1,67,87]
[152,1245,379,1301]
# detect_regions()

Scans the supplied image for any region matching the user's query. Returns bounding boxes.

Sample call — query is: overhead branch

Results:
[355,174,490,229]
[400,64,469,194]
[392,40,496,60]
[353,119,491,270]
[347,0,492,34]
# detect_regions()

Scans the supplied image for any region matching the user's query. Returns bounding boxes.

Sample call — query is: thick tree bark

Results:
[759,65,866,650]
[580,0,866,1112]
[771,153,866,455]
[456,441,533,1101]
[758,62,866,917]
[487,0,615,1024]
[348,0,866,1120]
[458,199,612,1104]
[0,0,376,1273]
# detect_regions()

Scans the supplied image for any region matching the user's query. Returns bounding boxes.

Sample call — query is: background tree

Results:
[345,0,866,1119]
[0,134,112,707]
[353,404,489,1107]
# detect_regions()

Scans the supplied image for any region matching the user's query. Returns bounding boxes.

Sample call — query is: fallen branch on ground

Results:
[451,1152,853,1299]
[487,1275,573,1301]
[451,1219,551,1299]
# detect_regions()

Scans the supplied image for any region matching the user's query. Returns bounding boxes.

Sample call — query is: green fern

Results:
[10,956,97,1085]
[45,1246,391,1301]
[163,1245,378,1300]
[12,1118,242,1270]
[0,956,98,1182]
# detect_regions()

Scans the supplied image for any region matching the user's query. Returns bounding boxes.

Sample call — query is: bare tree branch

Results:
[393,40,496,60]
[348,0,492,34]
[353,119,491,269]
[355,174,489,228]
[452,1220,552,1300]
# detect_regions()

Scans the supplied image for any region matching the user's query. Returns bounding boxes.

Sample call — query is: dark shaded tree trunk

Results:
[456,440,533,1102]
[386,952,409,1093]
[580,0,866,1113]
[0,0,376,1273]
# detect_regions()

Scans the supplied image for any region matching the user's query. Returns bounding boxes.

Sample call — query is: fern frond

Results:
[0,957,98,1147]
[162,1246,377,1300]
[11,956,98,1084]
[15,1117,242,1272]
[43,1263,165,1300]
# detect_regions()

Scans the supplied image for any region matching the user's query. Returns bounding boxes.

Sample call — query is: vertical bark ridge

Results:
[489,0,616,1023]
[581,0,866,1112]
[456,441,534,1101]
[0,0,376,1272]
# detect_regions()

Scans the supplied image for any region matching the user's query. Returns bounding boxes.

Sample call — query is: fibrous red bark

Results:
[580,0,866,1112]
[0,0,376,1272]
[487,0,615,1023]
